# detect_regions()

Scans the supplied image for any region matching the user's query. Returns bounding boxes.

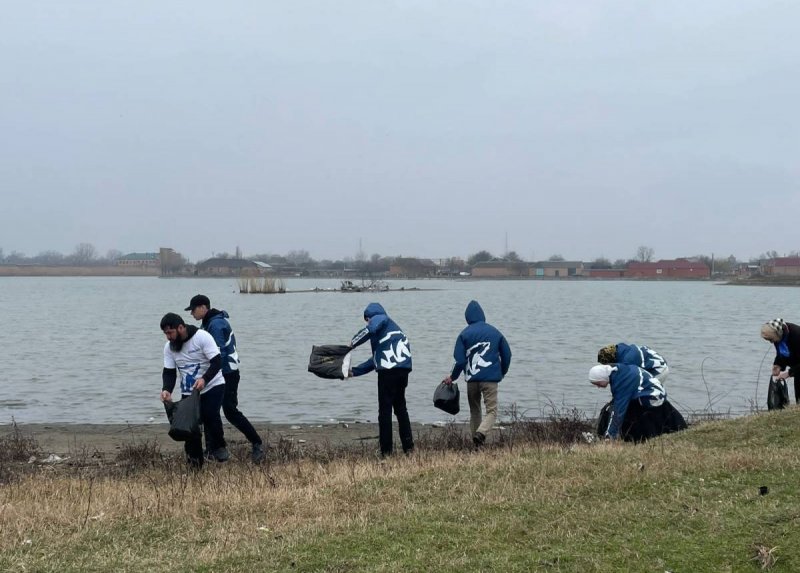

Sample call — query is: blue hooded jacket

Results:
[350,303,412,376]
[605,363,666,439]
[201,309,240,375]
[449,300,511,383]
[616,343,668,378]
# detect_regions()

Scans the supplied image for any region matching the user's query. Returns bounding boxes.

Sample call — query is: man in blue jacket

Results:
[597,343,669,381]
[589,363,685,442]
[443,300,512,447]
[349,302,414,457]
[186,294,265,463]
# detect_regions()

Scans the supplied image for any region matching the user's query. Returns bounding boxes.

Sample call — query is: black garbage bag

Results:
[596,400,614,437]
[621,398,687,443]
[308,345,352,380]
[767,376,790,410]
[166,390,202,442]
[433,381,460,415]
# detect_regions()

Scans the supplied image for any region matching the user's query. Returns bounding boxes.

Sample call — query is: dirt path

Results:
[3,421,449,457]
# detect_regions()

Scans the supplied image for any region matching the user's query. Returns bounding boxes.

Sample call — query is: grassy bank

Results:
[1,411,798,572]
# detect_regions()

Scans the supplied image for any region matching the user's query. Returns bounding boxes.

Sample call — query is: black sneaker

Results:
[209,447,229,462]
[251,443,266,464]
[473,432,486,447]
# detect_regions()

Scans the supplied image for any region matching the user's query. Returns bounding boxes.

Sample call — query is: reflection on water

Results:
[0,276,787,424]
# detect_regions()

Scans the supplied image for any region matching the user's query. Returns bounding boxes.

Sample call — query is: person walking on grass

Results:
[160,312,228,466]
[348,302,414,457]
[442,300,512,447]
[186,294,265,463]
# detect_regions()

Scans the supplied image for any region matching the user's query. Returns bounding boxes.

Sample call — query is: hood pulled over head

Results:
[465,300,486,324]
[363,302,386,320]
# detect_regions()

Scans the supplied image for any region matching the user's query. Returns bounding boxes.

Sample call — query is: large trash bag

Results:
[621,398,687,443]
[596,400,614,437]
[166,390,202,442]
[767,376,790,410]
[308,345,352,380]
[433,381,460,415]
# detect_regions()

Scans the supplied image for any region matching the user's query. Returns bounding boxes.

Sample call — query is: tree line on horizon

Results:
[2,244,797,275]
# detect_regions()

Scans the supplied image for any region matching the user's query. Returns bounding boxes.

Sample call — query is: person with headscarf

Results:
[760,318,800,403]
[588,363,686,442]
[442,300,512,447]
[349,303,414,457]
[597,343,669,381]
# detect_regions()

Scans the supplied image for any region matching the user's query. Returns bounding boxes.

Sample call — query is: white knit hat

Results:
[589,364,615,383]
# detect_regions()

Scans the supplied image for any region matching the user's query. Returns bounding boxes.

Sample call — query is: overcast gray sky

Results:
[1,1,797,263]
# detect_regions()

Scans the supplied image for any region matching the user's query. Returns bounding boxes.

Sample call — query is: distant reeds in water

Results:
[238,277,286,294]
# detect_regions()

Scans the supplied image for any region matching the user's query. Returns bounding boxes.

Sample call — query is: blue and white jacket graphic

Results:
[449,300,511,383]
[201,309,240,374]
[606,363,666,439]
[616,343,668,379]
[350,303,412,376]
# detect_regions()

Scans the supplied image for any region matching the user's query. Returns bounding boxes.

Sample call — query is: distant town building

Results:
[470,260,526,278]
[388,257,437,278]
[529,261,585,278]
[625,259,710,279]
[116,252,159,267]
[195,258,272,277]
[764,257,800,277]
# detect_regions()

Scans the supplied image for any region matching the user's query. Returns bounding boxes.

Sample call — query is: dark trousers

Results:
[184,384,225,464]
[223,371,262,445]
[795,378,800,404]
[377,369,414,456]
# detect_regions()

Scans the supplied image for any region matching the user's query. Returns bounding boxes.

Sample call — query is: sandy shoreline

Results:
[1,421,448,457]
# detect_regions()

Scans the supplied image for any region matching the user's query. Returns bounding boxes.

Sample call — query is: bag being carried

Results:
[433,381,460,415]
[165,389,202,442]
[767,376,790,411]
[308,345,352,380]
[596,400,614,437]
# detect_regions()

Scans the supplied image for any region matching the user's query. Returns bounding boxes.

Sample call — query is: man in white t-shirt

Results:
[160,312,228,466]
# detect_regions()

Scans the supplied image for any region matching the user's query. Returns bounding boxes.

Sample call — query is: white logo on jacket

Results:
[465,342,492,381]
[379,331,411,369]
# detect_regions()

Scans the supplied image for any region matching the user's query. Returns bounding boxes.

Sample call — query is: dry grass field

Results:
[1,410,798,572]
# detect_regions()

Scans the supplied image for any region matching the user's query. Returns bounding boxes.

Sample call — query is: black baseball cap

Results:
[185,294,210,311]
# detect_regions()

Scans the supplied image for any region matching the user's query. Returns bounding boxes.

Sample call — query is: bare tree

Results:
[70,243,97,265]
[636,246,654,262]
[286,249,312,265]
[104,249,123,263]
[592,257,612,269]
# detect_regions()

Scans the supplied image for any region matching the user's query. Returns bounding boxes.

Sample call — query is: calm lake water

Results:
[0,276,791,425]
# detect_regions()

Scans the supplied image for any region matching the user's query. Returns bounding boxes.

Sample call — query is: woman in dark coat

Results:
[761,318,800,404]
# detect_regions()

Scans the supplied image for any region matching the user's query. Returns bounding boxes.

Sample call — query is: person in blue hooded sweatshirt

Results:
[597,343,669,381]
[589,363,686,442]
[186,294,265,463]
[349,303,414,456]
[443,300,512,447]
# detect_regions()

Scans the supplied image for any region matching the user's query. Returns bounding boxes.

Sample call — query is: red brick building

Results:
[625,259,710,279]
